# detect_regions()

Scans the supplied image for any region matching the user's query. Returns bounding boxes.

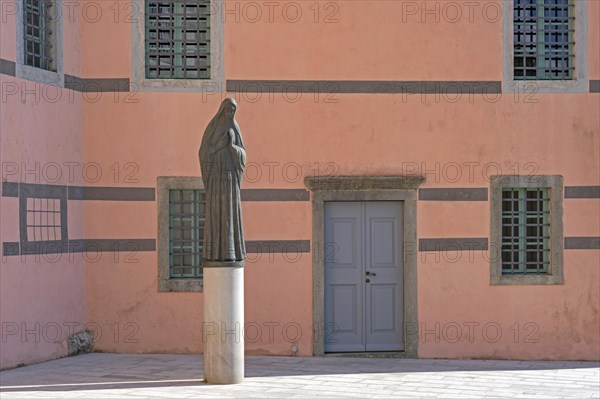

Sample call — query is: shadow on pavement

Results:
[1,353,598,393]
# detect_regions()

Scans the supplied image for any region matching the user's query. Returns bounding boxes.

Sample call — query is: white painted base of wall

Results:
[203,266,244,384]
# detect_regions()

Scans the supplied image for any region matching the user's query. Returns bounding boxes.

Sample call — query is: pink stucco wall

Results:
[80,0,599,360]
[0,87,87,368]
[1,0,598,367]
[80,95,599,360]
[0,90,87,367]
[0,6,86,369]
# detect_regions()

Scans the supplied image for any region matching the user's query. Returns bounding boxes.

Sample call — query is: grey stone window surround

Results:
[131,0,224,92]
[19,183,68,255]
[157,176,204,292]
[490,175,564,286]
[15,0,64,86]
[305,176,424,357]
[503,0,588,93]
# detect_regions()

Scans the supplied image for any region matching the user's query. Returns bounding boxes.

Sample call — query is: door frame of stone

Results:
[305,176,424,357]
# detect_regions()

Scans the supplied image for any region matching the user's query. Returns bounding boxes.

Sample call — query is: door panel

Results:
[370,218,396,267]
[331,219,358,266]
[365,202,404,351]
[324,202,364,352]
[370,284,396,332]
[324,201,404,353]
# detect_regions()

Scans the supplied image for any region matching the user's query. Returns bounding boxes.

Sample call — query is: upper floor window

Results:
[23,0,56,71]
[16,0,63,85]
[145,0,211,79]
[503,0,587,92]
[513,0,573,80]
[132,0,223,90]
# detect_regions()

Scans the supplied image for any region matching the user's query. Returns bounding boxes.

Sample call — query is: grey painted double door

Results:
[324,201,404,352]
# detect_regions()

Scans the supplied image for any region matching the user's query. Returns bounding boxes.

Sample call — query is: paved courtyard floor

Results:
[0,353,598,398]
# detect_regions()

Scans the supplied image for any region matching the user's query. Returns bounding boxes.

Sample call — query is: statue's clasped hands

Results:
[210,129,236,154]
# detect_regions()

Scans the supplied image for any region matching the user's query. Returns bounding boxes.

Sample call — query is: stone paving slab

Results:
[0,353,598,398]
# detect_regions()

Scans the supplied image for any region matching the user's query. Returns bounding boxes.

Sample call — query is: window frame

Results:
[490,175,564,286]
[131,0,224,91]
[19,183,68,255]
[16,0,64,86]
[157,176,204,292]
[503,0,588,93]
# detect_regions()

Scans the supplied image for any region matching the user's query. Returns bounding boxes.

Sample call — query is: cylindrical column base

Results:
[203,262,244,384]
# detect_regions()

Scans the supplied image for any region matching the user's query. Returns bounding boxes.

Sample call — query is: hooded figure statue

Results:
[199,98,246,262]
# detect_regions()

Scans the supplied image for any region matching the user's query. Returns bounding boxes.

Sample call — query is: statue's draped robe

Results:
[199,104,246,262]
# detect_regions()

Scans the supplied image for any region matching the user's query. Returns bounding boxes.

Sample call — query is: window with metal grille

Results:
[513,0,574,80]
[23,0,56,71]
[501,188,550,274]
[491,176,563,285]
[145,0,211,79]
[169,189,205,278]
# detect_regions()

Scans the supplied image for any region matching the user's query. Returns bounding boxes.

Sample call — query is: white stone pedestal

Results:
[203,262,244,384]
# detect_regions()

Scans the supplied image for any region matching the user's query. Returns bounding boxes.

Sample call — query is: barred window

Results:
[513,0,574,80]
[169,189,204,278]
[23,0,56,71]
[145,0,211,79]
[501,188,550,274]
[158,178,203,292]
[490,176,563,286]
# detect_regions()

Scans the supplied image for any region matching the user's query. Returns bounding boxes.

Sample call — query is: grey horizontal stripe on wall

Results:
[19,182,66,198]
[3,242,19,256]
[590,80,600,93]
[0,59,129,91]
[2,239,156,256]
[0,59,16,76]
[419,188,488,201]
[246,240,311,253]
[3,239,312,256]
[2,182,18,197]
[69,239,156,252]
[68,186,155,201]
[565,186,600,199]
[4,182,307,202]
[2,182,155,201]
[64,75,130,93]
[226,80,502,94]
[241,189,309,201]
[419,238,488,251]
[564,237,600,250]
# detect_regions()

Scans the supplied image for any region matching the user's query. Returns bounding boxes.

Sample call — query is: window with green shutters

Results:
[145,0,211,79]
[513,0,574,80]
[169,189,205,278]
[23,0,56,71]
[501,188,550,274]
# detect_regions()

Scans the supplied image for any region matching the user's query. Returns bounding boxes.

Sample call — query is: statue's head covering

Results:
[202,98,244,149]
[216,97,237,121]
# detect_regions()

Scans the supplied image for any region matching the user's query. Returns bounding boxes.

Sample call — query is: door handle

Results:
[365,271,376,277]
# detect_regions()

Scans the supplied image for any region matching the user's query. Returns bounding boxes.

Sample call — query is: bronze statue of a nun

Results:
[199,98,246,262]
